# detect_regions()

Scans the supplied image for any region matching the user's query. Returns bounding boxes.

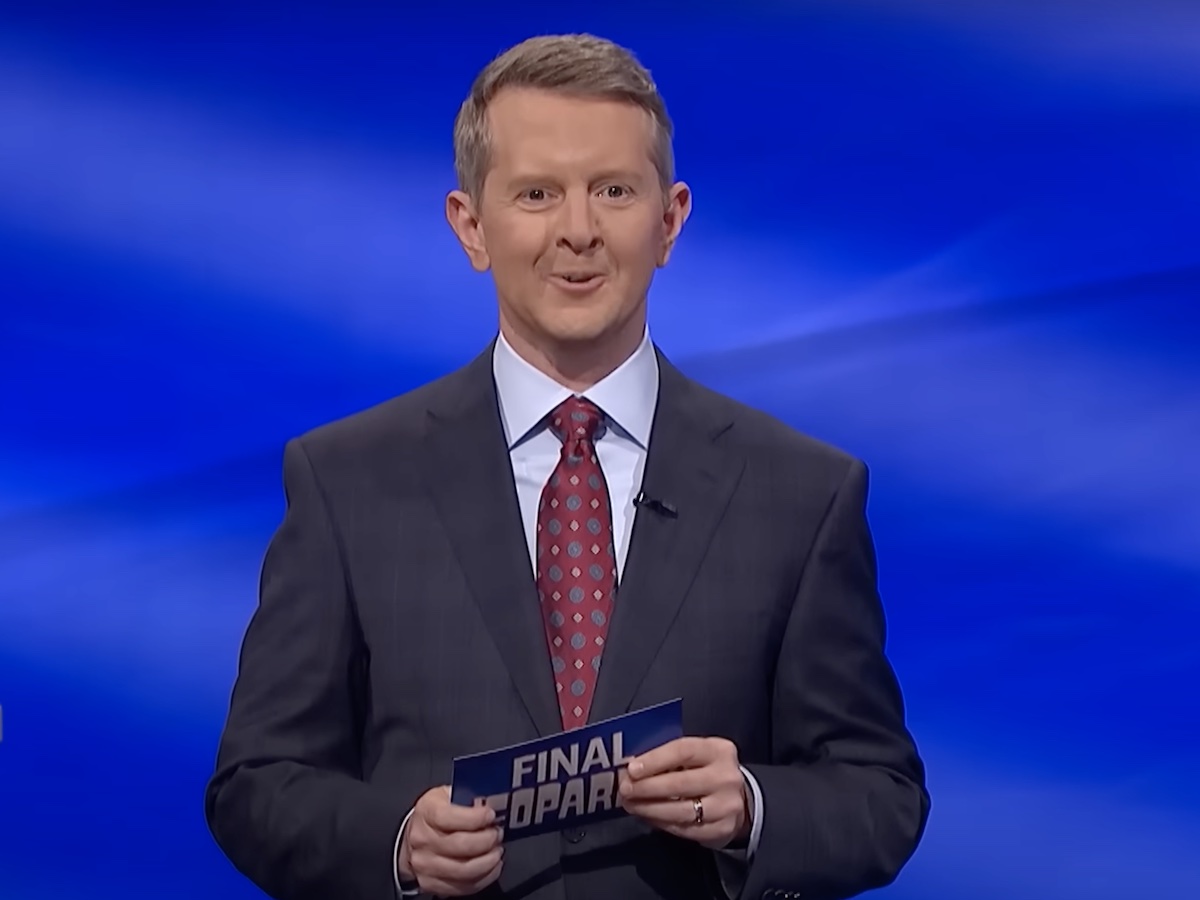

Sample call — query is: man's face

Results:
[447,88,691,367]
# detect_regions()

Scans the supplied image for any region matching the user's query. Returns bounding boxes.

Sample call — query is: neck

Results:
[499,318,645,393]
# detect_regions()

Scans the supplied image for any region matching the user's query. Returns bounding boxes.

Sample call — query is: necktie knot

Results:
[548,396,606,445]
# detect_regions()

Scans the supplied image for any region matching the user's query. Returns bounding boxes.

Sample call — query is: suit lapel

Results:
[419,347,561,738]
[590,351,744,722]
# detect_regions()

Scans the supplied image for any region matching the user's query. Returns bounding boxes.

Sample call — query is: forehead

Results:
[484,87,657,177]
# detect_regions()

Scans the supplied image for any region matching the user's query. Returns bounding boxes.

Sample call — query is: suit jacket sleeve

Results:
[741,459,930,900]
[204,438,406,900]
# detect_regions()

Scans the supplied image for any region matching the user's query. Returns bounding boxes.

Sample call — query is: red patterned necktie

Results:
[536,396,617,731]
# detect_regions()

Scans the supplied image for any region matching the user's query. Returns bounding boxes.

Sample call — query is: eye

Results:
[600,185,630,200]
[523,188,547,202]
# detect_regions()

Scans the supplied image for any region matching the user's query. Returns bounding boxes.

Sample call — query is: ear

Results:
[657,182,693,267]
[446,189,491,272]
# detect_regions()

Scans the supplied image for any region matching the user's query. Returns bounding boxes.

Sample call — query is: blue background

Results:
[2,1,1198,897]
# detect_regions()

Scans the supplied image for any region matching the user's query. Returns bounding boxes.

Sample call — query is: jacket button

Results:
[564,827,586,843]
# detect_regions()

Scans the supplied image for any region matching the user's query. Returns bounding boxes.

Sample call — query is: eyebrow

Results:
[588,169,647,186]
[504,169,648,188]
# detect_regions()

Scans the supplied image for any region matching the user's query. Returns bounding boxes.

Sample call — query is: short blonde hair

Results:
[453,33,675,200]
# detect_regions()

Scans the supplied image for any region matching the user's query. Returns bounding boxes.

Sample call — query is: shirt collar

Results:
[492,328,659,450]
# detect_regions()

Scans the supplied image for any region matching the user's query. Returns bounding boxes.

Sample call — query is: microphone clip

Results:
[634,491,678,519]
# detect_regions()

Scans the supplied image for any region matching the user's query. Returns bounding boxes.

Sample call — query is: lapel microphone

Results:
[634,491,678,519]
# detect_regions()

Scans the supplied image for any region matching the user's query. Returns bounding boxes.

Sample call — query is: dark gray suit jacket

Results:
[205,343,929,900]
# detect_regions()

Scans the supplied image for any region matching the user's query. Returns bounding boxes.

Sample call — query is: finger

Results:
[620,796,709,828]
[423,796,497,834]
[622,804,737,848]
[622,796,743,850]
[628,788,744,826]
[418,845,503,885]
[425,824,503,860]
[421,856,504,898]
[620,766,714,801]
[627,737,713,779]
[478,856,504,889]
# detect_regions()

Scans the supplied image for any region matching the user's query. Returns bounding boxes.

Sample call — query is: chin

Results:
[538,311,624,346]
[546,325,612,345]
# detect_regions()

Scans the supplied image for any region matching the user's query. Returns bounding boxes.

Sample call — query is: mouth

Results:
[550,273,606,291]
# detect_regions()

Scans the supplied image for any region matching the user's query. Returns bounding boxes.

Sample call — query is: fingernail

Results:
[629,760,643,777]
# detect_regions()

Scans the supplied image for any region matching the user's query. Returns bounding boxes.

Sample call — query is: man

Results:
[205,33,929,900]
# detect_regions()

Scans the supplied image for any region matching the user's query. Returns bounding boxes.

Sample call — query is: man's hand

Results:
[398,786,503,897]
[618,737,751,850]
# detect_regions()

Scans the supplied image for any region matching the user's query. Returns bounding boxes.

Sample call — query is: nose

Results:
[555,189,602,254]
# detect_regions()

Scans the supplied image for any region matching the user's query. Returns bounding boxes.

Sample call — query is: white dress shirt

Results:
[395,329,763,895]
[493,326,655,577]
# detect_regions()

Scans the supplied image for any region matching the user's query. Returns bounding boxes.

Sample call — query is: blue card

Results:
[450,698,683,841]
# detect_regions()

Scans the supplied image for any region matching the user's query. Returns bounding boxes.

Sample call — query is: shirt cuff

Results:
[713,766,764,896]
[719,766,763,860]
[393,807,419,897]
[742,764,765,859]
